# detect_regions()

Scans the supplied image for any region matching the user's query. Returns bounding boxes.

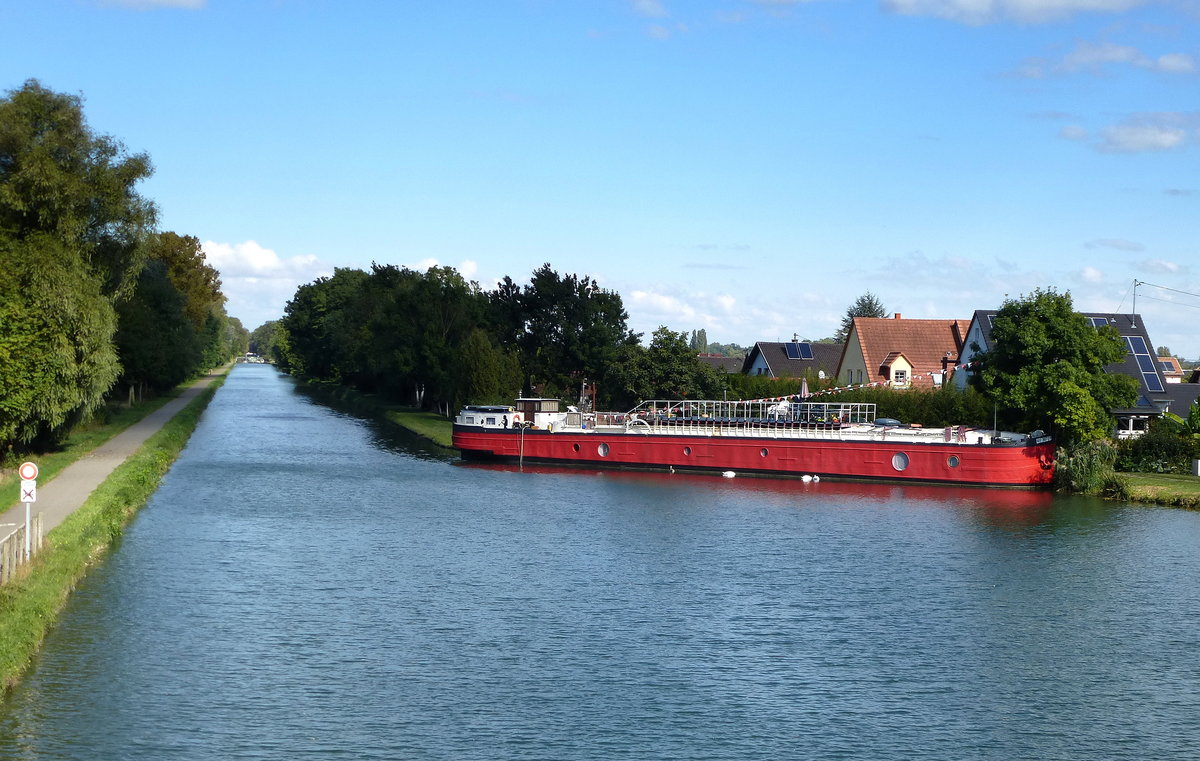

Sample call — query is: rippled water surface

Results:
[3,365,1199,760]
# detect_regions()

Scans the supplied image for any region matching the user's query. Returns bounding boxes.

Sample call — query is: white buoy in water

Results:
[801,475,813,483]
[721,470,736,478]
[813,475,820,482]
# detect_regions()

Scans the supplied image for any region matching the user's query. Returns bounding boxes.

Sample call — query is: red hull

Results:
[453,427,1056,487]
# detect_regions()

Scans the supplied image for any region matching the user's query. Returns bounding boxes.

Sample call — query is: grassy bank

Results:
[1122,472,1200,509]
[0,392,180,506]
[0,375,226,692]
[384,409,454,448]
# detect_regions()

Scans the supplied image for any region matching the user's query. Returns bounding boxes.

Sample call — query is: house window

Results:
[894,370,908,385]
[857,370,863,384]
[847,370,853,383]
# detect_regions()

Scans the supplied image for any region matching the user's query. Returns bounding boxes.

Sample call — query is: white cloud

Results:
[1080,266,1104,283]
[201,240,330,330]
[631,0,668,17]
[1060,124,1089,141]
[1140,258,1185,274]
[1015,42,1195,78]
[1156,53,1197,74]
[1085,238,1145,252]
[883,0,1146,25]
[1099,123,1188,152]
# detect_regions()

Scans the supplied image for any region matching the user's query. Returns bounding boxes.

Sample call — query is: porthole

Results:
[573,443,580,453]
[892,452,910,471]
[947,455,960,468]
[598,443,610,457]
[683,446,692,456]
[760,448,769,458]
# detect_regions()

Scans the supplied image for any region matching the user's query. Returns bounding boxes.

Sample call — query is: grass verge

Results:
[0,374,226,693]
[384,409,454,448]
[0,393,180,506]
[1121,472,1200,509]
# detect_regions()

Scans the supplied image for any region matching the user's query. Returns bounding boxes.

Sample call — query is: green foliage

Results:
[0,233,120,449]
[689,329,708,353]
[492,264,639,400]
[705,341,748,359]
[834,291,887,343]
[249,319,285,360]
[1116,419,1200,474]
[973,288,1137,446]
[604,327,726,409]
[0,80,155,301]
[460,328,522,405]
[820,383,994,428]
[1054,440,1122,495]
[114,260,200,394]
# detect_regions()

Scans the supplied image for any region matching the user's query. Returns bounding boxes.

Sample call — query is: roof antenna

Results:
[1131,279,1141,327]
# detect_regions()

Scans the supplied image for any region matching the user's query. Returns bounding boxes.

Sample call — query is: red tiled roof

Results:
[852,317,968,385]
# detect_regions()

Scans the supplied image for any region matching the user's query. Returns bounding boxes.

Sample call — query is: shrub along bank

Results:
[0,376,225,692]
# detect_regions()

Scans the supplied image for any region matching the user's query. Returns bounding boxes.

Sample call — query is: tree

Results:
[689,329,708,353]
[605,327,726,409]
[0,80,156,301]
[0,233,120,448]
[1156,346,1171,357]
[972,288,1138,445]
[249,319,284,359]
[114,259,200,398]
[834,291,887,343]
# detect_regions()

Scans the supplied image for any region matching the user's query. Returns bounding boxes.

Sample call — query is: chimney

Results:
[894,313,902,319]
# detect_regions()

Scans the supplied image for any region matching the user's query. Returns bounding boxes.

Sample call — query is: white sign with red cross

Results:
[19,461,37,503]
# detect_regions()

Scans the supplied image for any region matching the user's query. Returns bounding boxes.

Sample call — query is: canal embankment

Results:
[0,370,227,691]
[295,381,454,448]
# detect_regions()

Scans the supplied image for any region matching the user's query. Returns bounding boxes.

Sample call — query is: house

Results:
[696,353,744,374]
[741,338,841,380]
[955,310,1200,437]
[1158,356,1185,383]
[836,315,969,389]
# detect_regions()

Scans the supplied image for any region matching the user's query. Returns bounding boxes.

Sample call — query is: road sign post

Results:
[19,462,37,561]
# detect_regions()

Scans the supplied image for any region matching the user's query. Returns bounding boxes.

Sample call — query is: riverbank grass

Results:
[1122,472,1200,509]
[384,409,454,448]
[0,392,180,506]
[0,377,225,692]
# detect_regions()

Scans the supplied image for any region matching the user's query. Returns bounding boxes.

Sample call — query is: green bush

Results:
[1116,420,1200,474]
[1054,440,1119,494]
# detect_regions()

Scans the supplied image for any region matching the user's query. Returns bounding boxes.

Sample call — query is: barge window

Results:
[573,443,580,452]
[947,455,960,468]
[892,452,910,471]
[760,448,769,458]
[598,443,610,457]
[683,446,692,456]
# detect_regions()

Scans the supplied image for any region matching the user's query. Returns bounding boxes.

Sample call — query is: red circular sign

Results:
[18,462,38,480]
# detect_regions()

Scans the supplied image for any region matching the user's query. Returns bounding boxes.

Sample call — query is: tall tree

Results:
[834,291,887,343]
[0,234,120,448]
[973,288,1137,445]
[114,259,200,398]
[606,327,726,409]
[0,79,156,301]
[1,80,156,449]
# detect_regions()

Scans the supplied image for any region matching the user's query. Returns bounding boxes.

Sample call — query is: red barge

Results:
[453,398,1056,488]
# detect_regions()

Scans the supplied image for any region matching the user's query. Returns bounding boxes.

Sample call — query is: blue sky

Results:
[4,0,1198,358]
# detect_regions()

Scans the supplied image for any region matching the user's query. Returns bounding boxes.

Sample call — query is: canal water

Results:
[2,364,1198,760]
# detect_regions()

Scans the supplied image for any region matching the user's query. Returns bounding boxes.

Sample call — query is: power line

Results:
[1136,279,1200,302]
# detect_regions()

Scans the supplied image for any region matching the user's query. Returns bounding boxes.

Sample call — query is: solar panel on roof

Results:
[1123,335,1165,393]
[798,342,814,359]
[1090,317,1109,328]
[785,342,801,359]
